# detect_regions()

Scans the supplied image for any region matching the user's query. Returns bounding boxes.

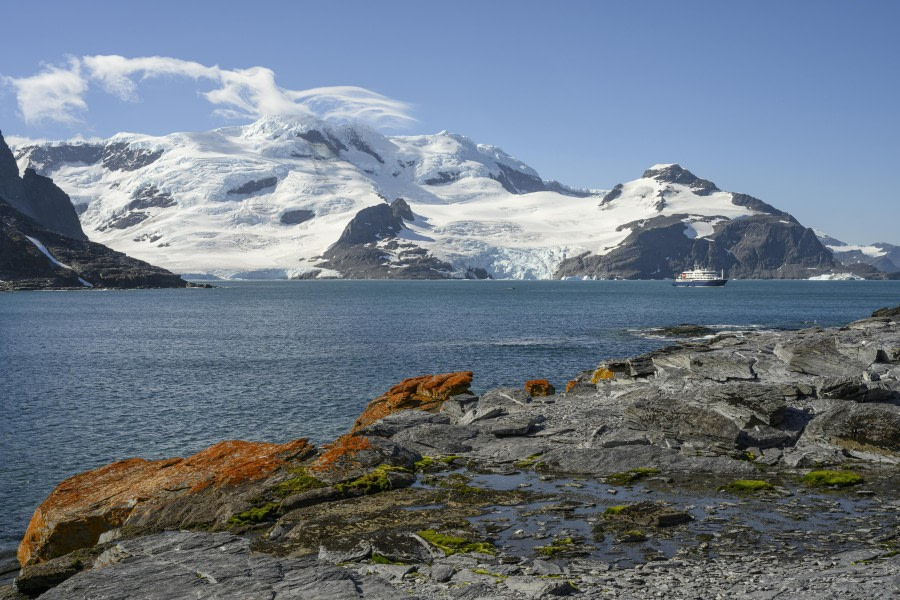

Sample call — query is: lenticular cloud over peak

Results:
[1,55,415,129]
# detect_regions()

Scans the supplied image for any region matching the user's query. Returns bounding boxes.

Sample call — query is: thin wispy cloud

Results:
[1,55,415,129]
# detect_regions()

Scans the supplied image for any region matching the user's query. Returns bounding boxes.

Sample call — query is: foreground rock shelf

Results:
[4,307,900,599]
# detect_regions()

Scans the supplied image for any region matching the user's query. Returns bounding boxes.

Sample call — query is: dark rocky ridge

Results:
[11,142,104,174]
[316,198,455,279]
[100,143,164,172]
[558,166,837,279]
[0,132,86,240]
[821,233,900,274]
[643,164,721,197]
[7,307,899,598]
[21,169,87,240]
[0,200,187,290]
[226,177,278,196]
[126,185,176,211]
[556,213,836,280]
[488,164,593,197]
[14,139,164,174]
[280,209,315,225]
[0,131,187,290]
[297,129,347,157]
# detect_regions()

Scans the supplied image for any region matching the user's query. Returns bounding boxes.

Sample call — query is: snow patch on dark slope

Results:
[814,230,900,275]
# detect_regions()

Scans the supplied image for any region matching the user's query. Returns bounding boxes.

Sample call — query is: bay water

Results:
[1,279,898,558]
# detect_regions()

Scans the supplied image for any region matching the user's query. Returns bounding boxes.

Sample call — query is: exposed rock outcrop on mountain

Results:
[10,307,899,598]
[556,212,836,279]
[315,198,458,279]
[816,231,900,275]
[0,130,189,290]
[556,165,837,279]
[0,132,85,241]
[0,200,188,290]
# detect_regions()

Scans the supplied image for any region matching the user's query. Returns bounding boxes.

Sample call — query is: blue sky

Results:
[0,0,897,244]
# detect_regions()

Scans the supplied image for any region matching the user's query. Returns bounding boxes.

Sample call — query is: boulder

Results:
[697,384,788,426]
[439,395,479,421]
[625,395,742,443]
[390,423,481,454]
[490,416,538,437]
[505,575,577,598]
[815,377,899,403]
[604,501,693,528]
[686,351,756,382]
[355,410,450,438]
[872,305,900,319]
[459,406,506,425]
[351,371,473,432]
[803,403,900,455]
[307,435,419,484]
[479,387,532,410]
[524,379,555,397]
[774,337,865,377]
[17,438,314,566]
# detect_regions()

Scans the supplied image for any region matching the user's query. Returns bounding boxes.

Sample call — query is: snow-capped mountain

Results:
[12,117,834,279]
[14,116,600,279]
[814,230,900,274]
[554,164,835,279]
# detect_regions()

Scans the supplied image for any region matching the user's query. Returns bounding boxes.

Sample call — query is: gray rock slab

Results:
[491,416,538,437]
[42,531,410,600]
[505,575,576,598]
[358,411,450,438]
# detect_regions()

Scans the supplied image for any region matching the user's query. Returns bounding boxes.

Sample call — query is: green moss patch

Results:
[371,553,408,565]
[604,505,628,516]
[721,479,775,494]
[472,568,508,579]
[417,529,495,556]
[514,453,544,469]
[536,537,575,557]
[271,468,327,498]
[619,530,647,543]
[335,464,409,495]
[802,470,864,488]
[413,456,434,471]
[438,455,465,464]
[607,467,660,485]
[226,502,280,526]
[425,472,490,497]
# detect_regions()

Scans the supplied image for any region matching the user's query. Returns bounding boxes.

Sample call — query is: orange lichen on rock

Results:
[308,434,374,477]
[17,438,313,567]
[591,367,616,383]
[351,371,473,432]
[565,379,578,393]
[525,379,556,397]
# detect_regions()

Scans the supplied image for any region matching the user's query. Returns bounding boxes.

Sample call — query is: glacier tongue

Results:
[14,117,771,279]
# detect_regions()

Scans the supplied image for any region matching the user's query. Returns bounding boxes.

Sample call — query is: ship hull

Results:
[672,279,727,287]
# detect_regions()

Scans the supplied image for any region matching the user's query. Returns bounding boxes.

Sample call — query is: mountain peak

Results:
[641,164,720,196]
[643,163,695,183]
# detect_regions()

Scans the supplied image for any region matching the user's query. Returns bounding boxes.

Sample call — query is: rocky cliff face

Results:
[0,200,187,290]
[315,198,462,279]
[0,130,188,290]
[0,132,86,240]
